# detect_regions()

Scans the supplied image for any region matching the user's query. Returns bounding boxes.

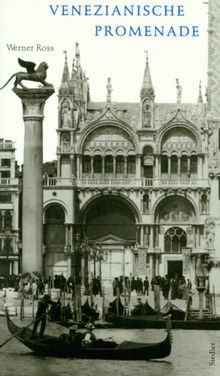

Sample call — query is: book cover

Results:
[0,0,219,375]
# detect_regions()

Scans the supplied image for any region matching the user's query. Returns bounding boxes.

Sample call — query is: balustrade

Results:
[42,176,209,188]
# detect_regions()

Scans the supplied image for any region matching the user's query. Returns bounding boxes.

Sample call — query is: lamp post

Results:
[17,240,22,275]
[89,243,104,280]
[196,259,206,319]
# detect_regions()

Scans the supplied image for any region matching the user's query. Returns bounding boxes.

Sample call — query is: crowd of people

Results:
[112,276,150,296]
[1,272,192,302]
[151,274,192,300]
[112,274,192,301]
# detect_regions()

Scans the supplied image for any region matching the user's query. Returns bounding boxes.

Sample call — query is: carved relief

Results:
[155,105,206,129]
[156,196,196,224]
[205,218,215,250]
[83,126,135,154]
[161,127,197,153]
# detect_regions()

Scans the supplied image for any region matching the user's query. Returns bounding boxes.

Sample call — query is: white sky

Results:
[0,0,208,164]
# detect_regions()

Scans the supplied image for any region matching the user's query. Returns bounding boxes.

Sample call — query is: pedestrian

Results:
[162,275,170,300]
[32,279,38,300]
[32,294,57,338]
[143,276,149,296]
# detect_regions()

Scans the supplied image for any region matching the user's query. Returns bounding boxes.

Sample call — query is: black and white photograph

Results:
[0,0,219,375]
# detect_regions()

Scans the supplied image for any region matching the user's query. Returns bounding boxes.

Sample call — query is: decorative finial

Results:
[106,77,113,103]
[75,42,80,67]
[63,50,67,62]
[176,78,182,104]
[197,80,203,103]
[144,50,148,62]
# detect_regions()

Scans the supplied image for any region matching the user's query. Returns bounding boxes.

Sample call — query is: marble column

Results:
[13,87,54,274]
[168,157,171,178]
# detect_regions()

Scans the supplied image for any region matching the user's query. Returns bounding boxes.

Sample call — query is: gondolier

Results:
[32,294,57,338]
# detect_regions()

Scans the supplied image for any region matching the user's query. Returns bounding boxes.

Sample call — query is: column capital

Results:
[13,87,54,118]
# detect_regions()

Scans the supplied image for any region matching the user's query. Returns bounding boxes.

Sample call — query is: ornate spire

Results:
[61,50,70,84]
[75,42,80,68]
[106,77,113,103]
[197,81,203,103]
[176,78,182,104]
[71,57,75,80]
[140,50,154,99]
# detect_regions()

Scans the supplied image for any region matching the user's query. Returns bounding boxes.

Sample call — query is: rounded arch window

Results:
[180,155,188,174]
[171,155,178,174]
[190,155,198,174]
[105,155,113,173]
[94,155,102,173]
[82,155,91,174]
[127,155,136,174]
[164,227,187,253]
[161,155,168,174]
[116,155,124,174]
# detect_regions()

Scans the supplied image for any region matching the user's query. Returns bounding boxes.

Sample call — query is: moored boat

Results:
[106,298,220,330]
[5,310,172,360]
[106,311,220,329]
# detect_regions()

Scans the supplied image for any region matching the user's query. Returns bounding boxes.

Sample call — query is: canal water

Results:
[0,317,219,376]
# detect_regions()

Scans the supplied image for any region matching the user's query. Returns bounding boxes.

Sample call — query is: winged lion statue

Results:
[0,58,52,90]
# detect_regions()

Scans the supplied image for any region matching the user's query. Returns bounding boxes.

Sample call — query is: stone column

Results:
[57,156,61,177]
[187,156,191,176]
[178,156,181,177]
[154,156,159,179]
[124,157,127,177]
[136,155,141,179]
[102,156,105,175]
[113,156,116,175]
[91,156,94,176]
[13,87,54,274]
[168,156,171,178]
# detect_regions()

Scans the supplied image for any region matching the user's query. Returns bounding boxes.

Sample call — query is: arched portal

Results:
[83,196,137,241]
[44,204,66,277]
[81,196,138,284]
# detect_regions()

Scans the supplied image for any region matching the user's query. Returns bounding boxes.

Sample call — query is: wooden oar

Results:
[0,318,34,349]
[0,310,46,349]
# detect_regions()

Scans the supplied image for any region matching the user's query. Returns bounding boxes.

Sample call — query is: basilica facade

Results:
[42,2,220,291]
[43,55,220,290]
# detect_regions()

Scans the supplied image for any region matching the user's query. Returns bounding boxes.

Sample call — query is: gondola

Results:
[106,299,220,330]
[6,310,172,360]
[106,311,220,329]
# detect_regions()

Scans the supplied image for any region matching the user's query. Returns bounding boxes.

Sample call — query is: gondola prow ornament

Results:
[0,58,53,89]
